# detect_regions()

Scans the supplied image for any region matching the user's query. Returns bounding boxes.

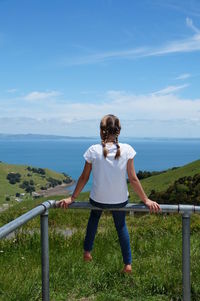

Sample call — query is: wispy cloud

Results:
[152,84,189,95]
[23,90,62,101]
[186,17,200,34]
[63,18,200,66]
[62,47,147,66]
[6,88,18,93]
[175,73,191,80]
[152,1,200,18]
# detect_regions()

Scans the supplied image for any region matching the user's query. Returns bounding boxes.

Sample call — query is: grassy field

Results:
[1,194,200,300]
[1,159,200,300]
[0,161,70,204]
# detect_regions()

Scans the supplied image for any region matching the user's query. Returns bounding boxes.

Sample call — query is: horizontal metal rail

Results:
[65,201,200,214]
[1,200,200,301]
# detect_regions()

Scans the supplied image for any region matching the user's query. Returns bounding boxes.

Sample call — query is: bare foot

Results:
[122,264,132,274]
[83,251,92,262]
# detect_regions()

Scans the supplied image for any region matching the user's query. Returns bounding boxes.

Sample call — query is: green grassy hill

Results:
[0,161,71,204]
[129,159,200,202]
[1,159,200,205]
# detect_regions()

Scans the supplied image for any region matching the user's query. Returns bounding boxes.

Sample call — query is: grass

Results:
[1,159,200,300]
[1,195,200,300]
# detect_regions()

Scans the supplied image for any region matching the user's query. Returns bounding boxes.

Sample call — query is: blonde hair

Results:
[100,114,121,159]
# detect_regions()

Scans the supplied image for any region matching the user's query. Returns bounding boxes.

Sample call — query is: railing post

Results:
[40,209,49,301]
[182,213,191,301]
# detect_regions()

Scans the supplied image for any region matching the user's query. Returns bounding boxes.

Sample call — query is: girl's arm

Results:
[127,159,161,213]
[57,161,92,209]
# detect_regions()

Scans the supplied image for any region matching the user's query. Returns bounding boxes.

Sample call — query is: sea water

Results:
[0,137,199,192]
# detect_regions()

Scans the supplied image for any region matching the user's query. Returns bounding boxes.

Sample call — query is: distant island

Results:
[0,133,199,140]
[0,133,97,140]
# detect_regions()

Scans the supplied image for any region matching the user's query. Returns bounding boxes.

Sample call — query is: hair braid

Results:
[100,114,121,159]
[114,131,120,159]
[101,129,108,158]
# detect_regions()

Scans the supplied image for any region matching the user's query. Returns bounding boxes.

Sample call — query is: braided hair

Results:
[100,114,121,159]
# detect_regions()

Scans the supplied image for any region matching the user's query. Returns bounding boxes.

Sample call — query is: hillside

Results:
[129,159,200,202]
[0,161,72,204]
[1,159,200,206]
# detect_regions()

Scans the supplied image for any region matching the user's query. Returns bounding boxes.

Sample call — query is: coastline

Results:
[36,180,75,197]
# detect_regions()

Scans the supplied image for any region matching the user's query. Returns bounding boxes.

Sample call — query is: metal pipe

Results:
[182,213,191,301]
[41,209,50,301]
[0,200,55,239]
[53,201,199,214]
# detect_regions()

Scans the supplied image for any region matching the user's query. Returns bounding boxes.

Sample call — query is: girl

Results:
[57,114,161,273]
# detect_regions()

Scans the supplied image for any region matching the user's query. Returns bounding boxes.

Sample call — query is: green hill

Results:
[0,161,72,204]
[1,159,200,206]
[129,159,200,202]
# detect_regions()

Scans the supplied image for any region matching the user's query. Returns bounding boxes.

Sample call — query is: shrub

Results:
[29,179,34,185]
[148,173,200,205]
[47,177,62,187]
[26,166,45,175]
[7,172,21,184]
[20,180,35,194]
[40,186,47,190]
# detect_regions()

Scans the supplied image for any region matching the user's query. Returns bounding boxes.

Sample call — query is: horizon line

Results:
[0,133,199,140]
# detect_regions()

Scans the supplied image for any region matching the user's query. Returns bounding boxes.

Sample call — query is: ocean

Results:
[0,137,199,192]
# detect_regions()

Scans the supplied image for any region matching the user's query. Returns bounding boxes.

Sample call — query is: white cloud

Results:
[23,90,62,101]
[0,88,200,137]
[62,19,200,66]
[152,84,189,95]
[6,88,18,93]
[186,17,200,34]
[175,73,191,80]
[152,1,200,18]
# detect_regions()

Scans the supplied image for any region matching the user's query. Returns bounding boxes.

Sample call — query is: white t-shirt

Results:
[83,143,136,204]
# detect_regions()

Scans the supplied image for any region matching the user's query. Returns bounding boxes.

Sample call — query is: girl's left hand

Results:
[56,197,73,209]
[144,198,162,213]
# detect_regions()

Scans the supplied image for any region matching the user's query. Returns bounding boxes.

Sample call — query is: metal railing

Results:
[1,200,200,301]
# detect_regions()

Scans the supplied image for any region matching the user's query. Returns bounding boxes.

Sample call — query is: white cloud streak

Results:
[175,73,191,80]
[6,88,18,93]
[186,17,200,34]
[62,18,200,66]
[23,91,62,101]
[152,84,189,95]
[149,1,200,18]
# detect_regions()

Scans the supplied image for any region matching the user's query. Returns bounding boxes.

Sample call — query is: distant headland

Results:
[0,133,199,140]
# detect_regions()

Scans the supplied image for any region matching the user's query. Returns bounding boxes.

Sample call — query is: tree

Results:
[7,172,21,184]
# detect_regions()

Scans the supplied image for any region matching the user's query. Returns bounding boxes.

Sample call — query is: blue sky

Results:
[0,0,200,137]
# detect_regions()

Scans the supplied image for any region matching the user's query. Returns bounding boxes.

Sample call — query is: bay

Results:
[0,137,199,192]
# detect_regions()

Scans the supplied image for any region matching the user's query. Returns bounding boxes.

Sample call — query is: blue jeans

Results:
[83,199,132,264]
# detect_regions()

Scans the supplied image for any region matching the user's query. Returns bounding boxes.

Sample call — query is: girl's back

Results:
[84,142,136,204]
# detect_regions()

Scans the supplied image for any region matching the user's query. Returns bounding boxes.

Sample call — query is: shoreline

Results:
[36,180,75,197]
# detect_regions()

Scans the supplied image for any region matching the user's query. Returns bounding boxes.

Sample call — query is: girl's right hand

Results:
[56,197,73,209]
[143,198,161,213]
